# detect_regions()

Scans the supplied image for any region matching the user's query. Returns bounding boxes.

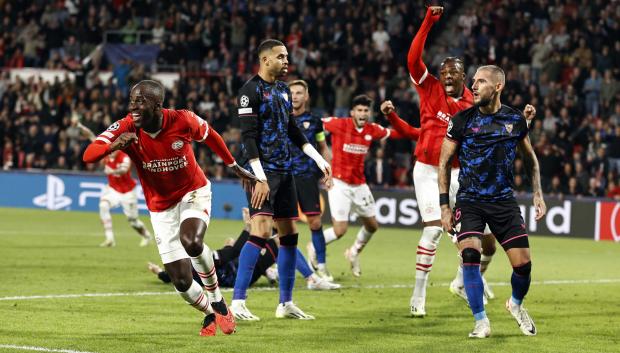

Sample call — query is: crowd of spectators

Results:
[0,0,619,200]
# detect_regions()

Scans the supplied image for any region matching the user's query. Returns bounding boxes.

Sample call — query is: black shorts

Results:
[454,199,529,250]
[294,175,321,215]
[245,172,299,220]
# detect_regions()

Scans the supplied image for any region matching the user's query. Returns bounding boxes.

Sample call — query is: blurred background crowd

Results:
[0,0,619,200]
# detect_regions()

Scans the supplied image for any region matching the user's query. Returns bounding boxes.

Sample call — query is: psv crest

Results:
[171,140,184,150]
[505,123,513,133]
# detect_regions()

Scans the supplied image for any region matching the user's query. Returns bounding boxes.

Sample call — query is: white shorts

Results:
[149,184,212,264]
[100,186,139,219]
[413,162,490,233]
[328,178,375,222]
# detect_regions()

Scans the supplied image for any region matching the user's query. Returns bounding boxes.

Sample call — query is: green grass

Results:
[0,208,619,353]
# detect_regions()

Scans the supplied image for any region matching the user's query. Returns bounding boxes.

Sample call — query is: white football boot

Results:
[230,300,260,321]
[275,302,315,320]
[506,298,537,336]
[468,318,491,338]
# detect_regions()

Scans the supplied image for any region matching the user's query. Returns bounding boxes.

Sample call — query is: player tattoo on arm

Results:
[518,136,547,221]
[438,138,459,232]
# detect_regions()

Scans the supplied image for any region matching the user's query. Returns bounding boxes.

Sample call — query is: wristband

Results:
[249,159,268,181]
[439,193,449,206]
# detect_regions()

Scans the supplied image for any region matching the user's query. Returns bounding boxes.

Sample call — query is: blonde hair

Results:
[476,65,505,86]
[288,79,309,91]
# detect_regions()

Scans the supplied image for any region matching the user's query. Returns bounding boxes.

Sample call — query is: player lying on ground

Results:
[150,208,340,291]
[83,80,257,336]
[439,65,546,338]
[76,122,152,247]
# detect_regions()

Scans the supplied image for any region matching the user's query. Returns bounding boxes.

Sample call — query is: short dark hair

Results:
[351,95,373,109]
[440,56,465,71]
[134,80,165,103]
[257,39,285,57]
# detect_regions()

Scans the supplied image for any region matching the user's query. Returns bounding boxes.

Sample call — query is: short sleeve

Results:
[446,111,466,144]
[182,110,210,142]
[322,117,342,133]
[516,114,529,140]
[237,83,260,119]
[370,123,391,140]
[95,116,133,145]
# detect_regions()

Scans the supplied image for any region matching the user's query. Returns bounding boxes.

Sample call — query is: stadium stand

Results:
[0,0,618,200]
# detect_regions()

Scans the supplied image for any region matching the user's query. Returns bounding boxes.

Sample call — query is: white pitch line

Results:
[0,344,96,353]
[1,278,619,302]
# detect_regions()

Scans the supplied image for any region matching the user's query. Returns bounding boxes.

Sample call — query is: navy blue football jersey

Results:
[290,111,323,177]
[237,75,295,173]
[446,104,529,202]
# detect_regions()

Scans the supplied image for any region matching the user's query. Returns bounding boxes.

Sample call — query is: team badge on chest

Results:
[505,123,513,134]
[303,121,310,129]
[171,140,184,150]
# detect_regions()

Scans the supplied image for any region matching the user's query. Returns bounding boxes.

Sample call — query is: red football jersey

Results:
[324,117,391,185]
[105,150,136,193]
[411,70,473,166]
[94,109,210,211]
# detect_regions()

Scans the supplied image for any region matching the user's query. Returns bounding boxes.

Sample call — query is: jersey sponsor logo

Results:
[142,156,189,173]
[171,140,184,150]
[505,123,513,133]
[364,134,372,141]
[303,121,310,129]
[343,143,369,154]
[435,111,451,124]
[32,175,72,210]
[107,122,120,131]
[240,95,249,107]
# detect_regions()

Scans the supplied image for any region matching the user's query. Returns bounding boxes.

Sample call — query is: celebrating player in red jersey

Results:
[398,6,535,317]
[76,123,152,247]
[402,6,497,318]
[83,80,256,336]
[321,95,418,277]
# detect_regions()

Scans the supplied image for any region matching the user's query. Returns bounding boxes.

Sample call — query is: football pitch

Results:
[0,208,618,353]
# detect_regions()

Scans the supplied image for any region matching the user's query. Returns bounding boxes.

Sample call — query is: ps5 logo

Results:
[32,175,72,210]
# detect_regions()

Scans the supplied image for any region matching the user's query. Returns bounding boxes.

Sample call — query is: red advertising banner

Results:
[596,202,620,242]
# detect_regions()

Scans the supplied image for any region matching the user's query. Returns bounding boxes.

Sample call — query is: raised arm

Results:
[408,6,444,83]
[518,136,546,221]
[380,100,420,141]
[439,138,459,232]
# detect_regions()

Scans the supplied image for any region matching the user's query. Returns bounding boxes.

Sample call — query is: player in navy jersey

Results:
[438,65,546,338]
[287,79,337,283]
[231,39,331,321]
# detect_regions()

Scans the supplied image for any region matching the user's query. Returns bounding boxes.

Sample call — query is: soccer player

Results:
[321,95,415,277]
[77,123,152,247]
[231,39,331,321]
[83,80,257,336]
[287,79,335,282]
[439,65,545,338]
[402,5,507,316]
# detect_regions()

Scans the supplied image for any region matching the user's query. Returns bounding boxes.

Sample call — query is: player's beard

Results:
[474,91,497,109]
